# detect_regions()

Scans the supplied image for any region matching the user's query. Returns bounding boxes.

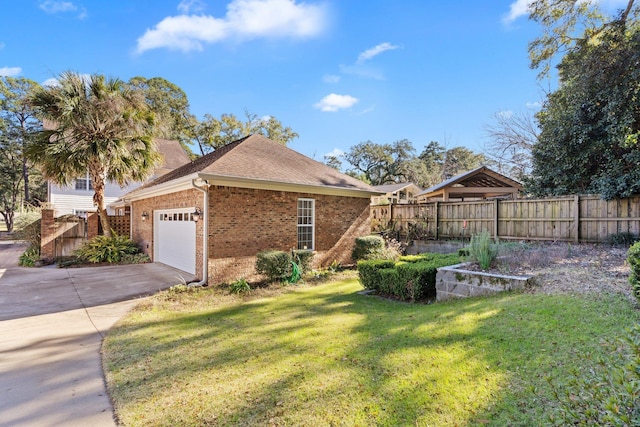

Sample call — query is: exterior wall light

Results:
[141,211,149,221]
[192,207,202,222]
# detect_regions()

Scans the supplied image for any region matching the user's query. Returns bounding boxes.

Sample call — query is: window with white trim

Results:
[75,173,94,191]
[297,198,314,250]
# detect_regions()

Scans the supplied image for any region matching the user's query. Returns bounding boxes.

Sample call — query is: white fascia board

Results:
[199,173,383,198]
[123,173,200,202]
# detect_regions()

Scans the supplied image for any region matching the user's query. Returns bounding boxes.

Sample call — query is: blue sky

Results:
[3,1,554,161]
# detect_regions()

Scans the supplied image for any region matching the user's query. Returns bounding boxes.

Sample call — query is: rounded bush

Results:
[628,241,640,301]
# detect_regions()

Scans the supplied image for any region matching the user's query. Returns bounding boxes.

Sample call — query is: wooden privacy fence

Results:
[53,215,86,257]
[371,195,640,243]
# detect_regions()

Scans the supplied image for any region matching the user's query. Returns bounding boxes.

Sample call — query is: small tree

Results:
[27,72,161,237]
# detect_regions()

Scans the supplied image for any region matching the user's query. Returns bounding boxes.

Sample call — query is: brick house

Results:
[120,134,382,285]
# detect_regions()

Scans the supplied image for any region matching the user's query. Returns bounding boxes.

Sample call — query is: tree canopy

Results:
[0,76,45,232]
[528,0,639,77]
[127,76,194,153]
[27,71,161,236]
[526,4,640,199]
[192,110,298,155]
[340,139,489,188]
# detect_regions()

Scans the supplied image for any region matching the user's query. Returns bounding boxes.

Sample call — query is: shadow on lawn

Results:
[104,281,637,426]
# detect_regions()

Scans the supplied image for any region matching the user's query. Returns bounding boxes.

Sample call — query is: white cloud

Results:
[136,0,328,54]
[323,74,340,83]
[356,42,400,64]
[39,1,87,19]
[526,101,541,109]
[0,42,5,50]
[314,93,358,112]
[0,67,22,77]
[339,63,384,80]
[325,148,344,158]
[357,105,376,115]
[177,0,206,14]
[42,77,59,87]
[502,0,532,24]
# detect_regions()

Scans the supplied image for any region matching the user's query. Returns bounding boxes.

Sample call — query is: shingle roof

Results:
[153,138,192,177]
[134,134,378,194]
[372,182,421,193]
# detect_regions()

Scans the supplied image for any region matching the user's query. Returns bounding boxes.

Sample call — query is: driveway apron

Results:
[0,241,194,427]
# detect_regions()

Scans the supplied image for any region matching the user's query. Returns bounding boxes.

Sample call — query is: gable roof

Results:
[372,182,422,194]
[126,134,381,199]
[417,166,522,200]
[153,138,192,177]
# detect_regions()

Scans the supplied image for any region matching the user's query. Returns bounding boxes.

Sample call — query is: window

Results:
[75,173,94,191]
[297,198,314,250]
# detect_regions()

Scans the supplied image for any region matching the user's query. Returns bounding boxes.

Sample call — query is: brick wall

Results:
[207,186,371,284]
[129,185,372,286]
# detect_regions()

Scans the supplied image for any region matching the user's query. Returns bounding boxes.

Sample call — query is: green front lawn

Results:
[103,275,639,426]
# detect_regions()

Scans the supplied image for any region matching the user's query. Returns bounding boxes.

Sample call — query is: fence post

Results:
[434,201,439,240]
[40,208,56,260]
[574,195,580,243]
[494,199,499,240]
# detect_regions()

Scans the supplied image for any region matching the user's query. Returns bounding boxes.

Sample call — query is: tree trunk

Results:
[22,157,29,203]
[1,211,14,234]
[91,172,112,238]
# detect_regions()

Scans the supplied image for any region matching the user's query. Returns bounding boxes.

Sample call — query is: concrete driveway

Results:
[0,240,194,427]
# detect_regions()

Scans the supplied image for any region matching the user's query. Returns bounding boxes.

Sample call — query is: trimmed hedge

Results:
[358,253,461,301]
[352,235,385,261]
[628,241,640,301]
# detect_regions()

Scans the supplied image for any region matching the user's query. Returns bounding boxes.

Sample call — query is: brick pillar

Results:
[87,212,99,239]
[40,208,56,260]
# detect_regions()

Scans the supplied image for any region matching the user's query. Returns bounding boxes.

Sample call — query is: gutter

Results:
[189,177,209,287]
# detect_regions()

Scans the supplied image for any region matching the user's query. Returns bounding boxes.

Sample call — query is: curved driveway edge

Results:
[0,241,194,427]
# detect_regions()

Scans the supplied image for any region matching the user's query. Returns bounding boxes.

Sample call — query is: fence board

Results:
[372,195,640,243]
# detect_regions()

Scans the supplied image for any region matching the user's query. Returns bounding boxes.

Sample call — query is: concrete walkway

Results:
[0,241,194,427]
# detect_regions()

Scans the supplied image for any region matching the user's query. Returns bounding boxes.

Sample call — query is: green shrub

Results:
[357,259,395,290]
[292,250,314,274]
[19,245,40,267]
[357,253,461,301]
[469,230,498,270]
[352,235,385,261]
[256,250,292,282]
[229,278,251,294]
[547,323,640,426]
[606,232,638,247]
[74,234,142,263]
[628,241,640,301]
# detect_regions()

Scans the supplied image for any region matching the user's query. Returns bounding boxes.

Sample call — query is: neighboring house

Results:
[416,166,522,202]
[371,182,422,205]
[47,138,191,217]
[119,134,383,284]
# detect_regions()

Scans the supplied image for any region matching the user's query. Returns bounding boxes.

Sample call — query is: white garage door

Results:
[155,208,196,274]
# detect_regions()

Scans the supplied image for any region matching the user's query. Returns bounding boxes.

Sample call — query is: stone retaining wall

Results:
[436,263,535,301]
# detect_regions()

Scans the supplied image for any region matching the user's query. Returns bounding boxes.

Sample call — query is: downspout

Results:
[189,177,209,287]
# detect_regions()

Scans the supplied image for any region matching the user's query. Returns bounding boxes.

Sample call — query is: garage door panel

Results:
[155,209,196,274]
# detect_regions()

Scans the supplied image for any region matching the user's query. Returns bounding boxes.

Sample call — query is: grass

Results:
[103,274,639,426]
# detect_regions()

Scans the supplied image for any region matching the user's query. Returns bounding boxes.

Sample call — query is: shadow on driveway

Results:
[0,240,195,427]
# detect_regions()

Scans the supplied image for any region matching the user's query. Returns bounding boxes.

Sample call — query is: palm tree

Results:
[27,71,161,237]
